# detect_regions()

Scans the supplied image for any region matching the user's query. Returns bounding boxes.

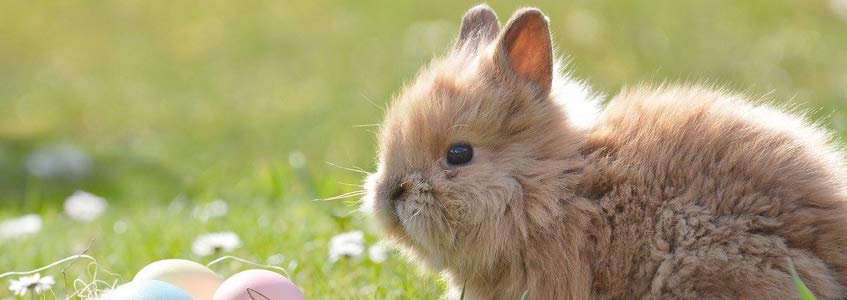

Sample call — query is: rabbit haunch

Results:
[364,4,847,299]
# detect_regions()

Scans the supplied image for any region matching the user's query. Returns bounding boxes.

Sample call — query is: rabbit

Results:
[362,4,847,299]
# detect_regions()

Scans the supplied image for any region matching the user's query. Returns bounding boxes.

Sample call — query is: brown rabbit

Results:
[363,5,847,299]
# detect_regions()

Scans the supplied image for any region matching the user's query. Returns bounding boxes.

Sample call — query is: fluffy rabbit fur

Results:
[363,5,847,299]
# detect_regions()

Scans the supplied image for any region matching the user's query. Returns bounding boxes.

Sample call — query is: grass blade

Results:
[459,280,466,300]
[787,258,817,300]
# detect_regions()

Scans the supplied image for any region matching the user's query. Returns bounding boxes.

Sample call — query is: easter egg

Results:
[212,269,305,300]
[101,279,192,300]
[134,259,223,300]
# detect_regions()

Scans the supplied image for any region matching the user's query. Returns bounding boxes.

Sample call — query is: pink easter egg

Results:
[212,269,305,300]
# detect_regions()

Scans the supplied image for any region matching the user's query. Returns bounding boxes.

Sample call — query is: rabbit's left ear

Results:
[454,4,500,53]
[495,8,553,93]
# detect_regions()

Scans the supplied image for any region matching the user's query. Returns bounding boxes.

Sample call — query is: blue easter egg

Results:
[102,279,193,300]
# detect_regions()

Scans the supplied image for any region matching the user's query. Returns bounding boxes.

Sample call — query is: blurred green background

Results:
[1,0,846,298]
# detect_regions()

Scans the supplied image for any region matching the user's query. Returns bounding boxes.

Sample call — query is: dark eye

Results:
[446,144,473,165]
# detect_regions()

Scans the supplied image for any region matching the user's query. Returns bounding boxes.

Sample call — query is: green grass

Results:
[789,258,818,300]
[1,0,846,298]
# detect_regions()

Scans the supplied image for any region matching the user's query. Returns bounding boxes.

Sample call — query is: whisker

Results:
[399,204,421,226]
[410,207,424,220]
[337,182,364,188]
[325,161,371,175]
[360,91,386,114]
[313,190,367,201]
[352,123,381,128]
[402,210,418,226]
[448,124,470,133]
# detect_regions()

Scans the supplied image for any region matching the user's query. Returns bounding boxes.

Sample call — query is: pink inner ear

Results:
[504,15,552,91]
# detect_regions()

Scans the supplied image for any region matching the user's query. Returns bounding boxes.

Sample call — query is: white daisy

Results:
[113,220,128,234]
[266,254,286,266]
[0,214,43,241]
[831,0,847,20]
[368,241,390,263]
[192,199,229,222]
[25,143,91,180]
[167,195,188,214]
[288,151,306,169]
[63,190,108,222]
[8,273,55,296]
[328,230,365,262]
[192,231,242,257]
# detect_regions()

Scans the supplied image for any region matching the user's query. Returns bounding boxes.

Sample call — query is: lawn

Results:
[1,0,846,299]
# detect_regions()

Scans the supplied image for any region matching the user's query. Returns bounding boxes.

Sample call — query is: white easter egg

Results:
[101,279,193,300]
[134,259,223,300]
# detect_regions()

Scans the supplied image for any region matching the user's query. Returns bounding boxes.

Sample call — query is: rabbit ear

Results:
[495,8,553,93]
[453,4,500,53]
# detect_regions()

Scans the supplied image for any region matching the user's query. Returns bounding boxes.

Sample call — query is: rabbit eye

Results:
[446,144,473,165]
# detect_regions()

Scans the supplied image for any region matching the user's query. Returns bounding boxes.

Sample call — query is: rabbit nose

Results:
[389,181,407,201]
[386,172,428,201]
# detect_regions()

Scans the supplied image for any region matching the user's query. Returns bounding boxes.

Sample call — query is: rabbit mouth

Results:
[388,175,454,248]
[386,172,433,225]
[394,196,426,229]
[393,190,435,237]
[366,170,454,251]
[393,194,454,252]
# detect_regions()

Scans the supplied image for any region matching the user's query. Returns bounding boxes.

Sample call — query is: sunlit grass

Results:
[2,0,847,298]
